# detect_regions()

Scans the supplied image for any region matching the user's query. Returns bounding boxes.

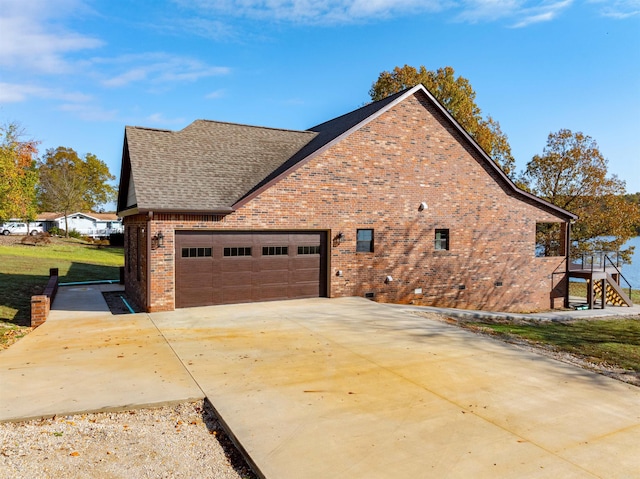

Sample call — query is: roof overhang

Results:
[118,207,235,218]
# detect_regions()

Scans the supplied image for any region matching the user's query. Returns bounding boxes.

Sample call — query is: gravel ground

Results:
[0,401,258,479]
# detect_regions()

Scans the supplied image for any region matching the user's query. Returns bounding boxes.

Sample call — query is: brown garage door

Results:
[175,231,328,308]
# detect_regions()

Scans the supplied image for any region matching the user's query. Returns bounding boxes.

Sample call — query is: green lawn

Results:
[468,318,640,372]
[0,239,124,334]
[569,281,640,304]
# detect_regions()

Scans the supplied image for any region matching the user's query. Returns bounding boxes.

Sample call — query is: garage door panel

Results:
[291,269,319,283]
[222,272,254,287]
[254,270,289,285]
[176,231,326,308]
[258,285,290,301]
[257,258,290,271]
[289,284,319,298]
[222,288,253,304]
[220,259,253,272]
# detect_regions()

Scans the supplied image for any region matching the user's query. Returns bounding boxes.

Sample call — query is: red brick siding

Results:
[123,215,148,311]
[30,295,49,327]
[125,92,568,312]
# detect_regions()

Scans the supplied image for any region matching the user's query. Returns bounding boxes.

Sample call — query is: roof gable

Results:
[234,85,576,220]
[119,121,316,214]
[117,86,575,221]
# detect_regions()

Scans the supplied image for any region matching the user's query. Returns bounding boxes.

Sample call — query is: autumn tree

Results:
[370,65,515,177]
[38,147,116,236]
[0,123,39,222]
[521,129,640,262]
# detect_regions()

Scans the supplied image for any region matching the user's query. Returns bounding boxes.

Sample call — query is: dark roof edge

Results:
[191,119,313,135]
[409,85,578,221]
[118,207,234,218]
[147,208,234,215]
[233,90,412,209]
[233,84,576,221]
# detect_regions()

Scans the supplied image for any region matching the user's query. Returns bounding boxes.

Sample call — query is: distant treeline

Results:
[625,193,640,234]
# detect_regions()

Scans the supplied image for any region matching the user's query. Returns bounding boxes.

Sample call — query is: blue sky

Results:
[1,0,639,205]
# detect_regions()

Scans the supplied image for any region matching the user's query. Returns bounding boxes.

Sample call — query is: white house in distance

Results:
[38,212,123,238]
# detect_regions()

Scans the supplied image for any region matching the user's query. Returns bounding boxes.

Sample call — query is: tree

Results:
[624,192,640,235]
[370,65,516,177]
[0,123,39,222]
[38,147,116,236]
[522,129,640,262]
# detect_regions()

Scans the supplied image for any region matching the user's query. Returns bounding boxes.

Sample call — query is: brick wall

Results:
[123,215,148,311]
[125,91,569,313]
[30,295,50,327]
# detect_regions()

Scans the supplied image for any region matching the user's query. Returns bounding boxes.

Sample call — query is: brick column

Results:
[31,295,50,328]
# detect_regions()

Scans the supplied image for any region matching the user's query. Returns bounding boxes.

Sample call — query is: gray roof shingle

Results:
[123,121,316,212]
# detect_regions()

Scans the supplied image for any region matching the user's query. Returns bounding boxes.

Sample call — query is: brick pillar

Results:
[31,295,50,328]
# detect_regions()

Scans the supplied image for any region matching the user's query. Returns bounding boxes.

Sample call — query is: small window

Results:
[182,247,213,258]
[356,229,374,253]
[435,229,449,251]
[223,247,252,257]
[298,245,321,255]
[262,246,288,256]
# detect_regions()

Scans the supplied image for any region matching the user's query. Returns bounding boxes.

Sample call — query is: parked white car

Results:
[1,222,44,236]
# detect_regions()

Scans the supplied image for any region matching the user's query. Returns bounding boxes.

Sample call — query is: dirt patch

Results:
[102,291,144,315]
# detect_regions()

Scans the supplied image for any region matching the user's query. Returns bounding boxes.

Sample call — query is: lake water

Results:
[620,236,640,288]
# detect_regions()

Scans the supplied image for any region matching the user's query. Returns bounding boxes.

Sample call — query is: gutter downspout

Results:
[146,211,153,312]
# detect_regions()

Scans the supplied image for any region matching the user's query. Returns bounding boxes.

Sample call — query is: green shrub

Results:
[68,229,82,239]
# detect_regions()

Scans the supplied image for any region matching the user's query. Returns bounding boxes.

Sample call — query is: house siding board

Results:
[124,91,569,313]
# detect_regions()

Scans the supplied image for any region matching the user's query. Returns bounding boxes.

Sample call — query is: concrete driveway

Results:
[2,290,640,478]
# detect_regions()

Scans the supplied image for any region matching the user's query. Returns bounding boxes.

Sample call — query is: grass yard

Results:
[569,281,640,304]
[0,237,123,347]
[466,317,640,373]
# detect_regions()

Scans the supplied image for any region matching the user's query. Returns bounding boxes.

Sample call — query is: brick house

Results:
[116,85,576,313]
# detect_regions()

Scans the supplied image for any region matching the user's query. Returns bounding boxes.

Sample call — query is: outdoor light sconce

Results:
[385,275,393,284]
[333,232,345,247]
[418,201,428,212]
[152,231,165,249]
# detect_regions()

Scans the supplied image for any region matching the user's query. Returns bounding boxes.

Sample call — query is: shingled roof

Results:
[119,121,316,213]
[117,85,576,221]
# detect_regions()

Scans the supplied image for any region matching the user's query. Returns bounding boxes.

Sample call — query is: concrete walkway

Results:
[403,300,640,322]
[0,285,204,420]
[1,288,639,478]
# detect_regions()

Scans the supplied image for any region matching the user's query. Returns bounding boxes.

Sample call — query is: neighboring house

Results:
[38,212,123,237]
[117,85,576,313]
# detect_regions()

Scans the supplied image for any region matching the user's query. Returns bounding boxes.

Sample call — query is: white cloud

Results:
[96,53,231,88]
[58,103,119,122]
[0,0,103,74]
[588,0,640,18]
[174,0,638,26]
[454,0,573,26]
[159,17,237,41]
[173,0,448,23]
[0,82,92,104]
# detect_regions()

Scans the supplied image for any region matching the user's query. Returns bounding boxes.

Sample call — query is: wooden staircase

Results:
[592,274,634,307]
[569,252,634,309]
